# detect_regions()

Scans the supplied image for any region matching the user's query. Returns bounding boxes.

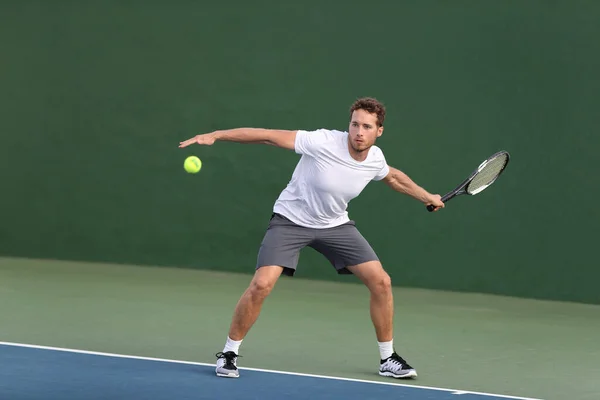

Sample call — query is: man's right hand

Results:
[425,194,445,212]
[179,132,217,148]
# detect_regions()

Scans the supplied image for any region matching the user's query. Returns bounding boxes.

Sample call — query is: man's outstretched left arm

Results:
[382,166,445,211]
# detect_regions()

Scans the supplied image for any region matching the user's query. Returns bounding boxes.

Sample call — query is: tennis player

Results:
[179,97,444,380]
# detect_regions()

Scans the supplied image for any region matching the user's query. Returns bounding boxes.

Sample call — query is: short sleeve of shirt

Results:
[372,149,390,181]
[294,129,335,157]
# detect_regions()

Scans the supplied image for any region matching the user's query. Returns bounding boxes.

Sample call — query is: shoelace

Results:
[215,351,240,369]
[387,353,407,368]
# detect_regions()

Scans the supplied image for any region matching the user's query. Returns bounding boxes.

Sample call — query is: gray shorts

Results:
[256,213,380,276]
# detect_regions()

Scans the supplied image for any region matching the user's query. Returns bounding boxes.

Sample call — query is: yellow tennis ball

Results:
[184,156,202,174]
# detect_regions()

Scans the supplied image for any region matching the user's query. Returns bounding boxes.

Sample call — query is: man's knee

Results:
[248,266,282,299]
[249,278,275,297]
[370,272,392,295]
[347,261,392,294]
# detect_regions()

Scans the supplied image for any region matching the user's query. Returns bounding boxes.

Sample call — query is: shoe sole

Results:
[379,370,417,379]
[216,371,239,378]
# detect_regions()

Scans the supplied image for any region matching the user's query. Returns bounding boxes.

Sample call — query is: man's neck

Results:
[347,141,369,162]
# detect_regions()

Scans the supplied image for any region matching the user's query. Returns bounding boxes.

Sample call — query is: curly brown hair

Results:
[349,97,386,127]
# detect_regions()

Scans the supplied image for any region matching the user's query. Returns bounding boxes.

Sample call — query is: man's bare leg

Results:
[228,265,284,340]
[216,265,283,378]
[347,261,417,379]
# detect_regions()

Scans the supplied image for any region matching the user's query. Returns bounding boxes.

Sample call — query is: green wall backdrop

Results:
[1,1,598,303]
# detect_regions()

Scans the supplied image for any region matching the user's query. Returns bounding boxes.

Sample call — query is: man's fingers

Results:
[179,134,216,148]
[179,137,197,148]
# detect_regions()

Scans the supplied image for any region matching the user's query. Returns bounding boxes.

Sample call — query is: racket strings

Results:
[467,155,508,194]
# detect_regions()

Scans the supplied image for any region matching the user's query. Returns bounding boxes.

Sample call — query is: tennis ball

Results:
[184,156,202,174]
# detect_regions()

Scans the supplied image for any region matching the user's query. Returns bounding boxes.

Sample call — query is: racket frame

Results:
[428,150,510,211]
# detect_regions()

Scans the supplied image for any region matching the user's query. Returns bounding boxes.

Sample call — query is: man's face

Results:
[348,109,383,153]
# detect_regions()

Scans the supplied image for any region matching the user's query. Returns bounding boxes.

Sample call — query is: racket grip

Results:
[426,193,451,212]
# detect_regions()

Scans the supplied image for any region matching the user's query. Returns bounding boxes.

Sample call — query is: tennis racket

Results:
[427,150,510,212]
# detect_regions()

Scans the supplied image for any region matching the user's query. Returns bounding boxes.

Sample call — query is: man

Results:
[179,97,444,380]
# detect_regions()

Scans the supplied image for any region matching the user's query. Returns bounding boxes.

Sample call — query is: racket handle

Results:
[426,193,452,212]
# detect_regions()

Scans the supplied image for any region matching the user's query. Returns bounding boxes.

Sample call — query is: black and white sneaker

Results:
[215,351,239,378]
[379,352,417,379]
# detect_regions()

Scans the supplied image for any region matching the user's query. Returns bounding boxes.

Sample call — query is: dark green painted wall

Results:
[1,1,598,303]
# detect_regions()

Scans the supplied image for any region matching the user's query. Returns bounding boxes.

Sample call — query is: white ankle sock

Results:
[223,337,243,355]
[378,339,394,360]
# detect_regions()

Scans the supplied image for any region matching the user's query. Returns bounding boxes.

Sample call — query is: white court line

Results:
[0,341,543,400]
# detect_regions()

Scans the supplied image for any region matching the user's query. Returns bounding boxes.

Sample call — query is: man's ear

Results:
[377,126,384,138]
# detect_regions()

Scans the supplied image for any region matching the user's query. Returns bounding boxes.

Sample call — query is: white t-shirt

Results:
[273,129,390,229]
